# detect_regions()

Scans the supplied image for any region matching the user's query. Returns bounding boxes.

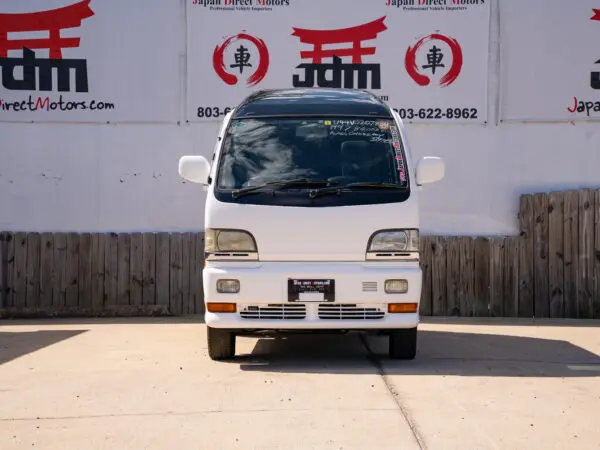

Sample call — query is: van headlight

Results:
[217,279,241,293]
[367,229,419,254]
[205,229,258,259]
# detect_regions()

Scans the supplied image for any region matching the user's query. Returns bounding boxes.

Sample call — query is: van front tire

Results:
[207,327,235,360]
[389,327,417,360]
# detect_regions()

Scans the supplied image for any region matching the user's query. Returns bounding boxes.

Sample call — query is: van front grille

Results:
[240,304,307,320]
[318,304,385,320]
[362,281,378,292]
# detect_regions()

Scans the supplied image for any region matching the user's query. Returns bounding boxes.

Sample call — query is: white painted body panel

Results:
[204,199,419,262]
[204,261,421,329]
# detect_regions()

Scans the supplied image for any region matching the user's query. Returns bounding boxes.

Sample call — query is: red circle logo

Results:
[404,33,463,88]
[213,33,270,87]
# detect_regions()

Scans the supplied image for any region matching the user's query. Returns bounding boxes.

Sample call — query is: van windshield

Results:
[216,117,409,191]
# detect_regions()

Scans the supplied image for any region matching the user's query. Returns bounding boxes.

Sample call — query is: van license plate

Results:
[288,279,335,302]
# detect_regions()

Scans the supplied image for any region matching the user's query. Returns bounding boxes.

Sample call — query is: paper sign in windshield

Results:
[325,119,393,143]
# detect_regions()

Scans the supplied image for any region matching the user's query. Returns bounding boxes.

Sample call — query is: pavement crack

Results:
[359,334,426,450]
[0,407,399,422]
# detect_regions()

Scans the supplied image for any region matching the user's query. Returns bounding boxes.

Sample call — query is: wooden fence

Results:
[419,188,600,319]
[0,232,205,317]
[1,187,599,319]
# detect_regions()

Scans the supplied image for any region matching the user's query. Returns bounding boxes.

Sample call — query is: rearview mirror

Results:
[178,155,211,185]
[415,156,445,186]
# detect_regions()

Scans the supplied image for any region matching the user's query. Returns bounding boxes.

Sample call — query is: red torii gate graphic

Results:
[291,16,388,65]
[291,16,387,90]
[0,0,94,59]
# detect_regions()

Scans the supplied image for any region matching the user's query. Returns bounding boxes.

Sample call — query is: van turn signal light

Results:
[388,303,418,313]
[207,303,237,313]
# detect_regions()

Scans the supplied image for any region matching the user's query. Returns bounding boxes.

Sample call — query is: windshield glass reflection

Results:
[216,117,408,190]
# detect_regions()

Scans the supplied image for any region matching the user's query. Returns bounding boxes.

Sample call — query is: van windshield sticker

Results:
[390,125,407,182]
[325,119,394,140]
[370,136,394,144]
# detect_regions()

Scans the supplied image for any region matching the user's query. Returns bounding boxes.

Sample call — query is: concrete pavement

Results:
[1,317,600,449]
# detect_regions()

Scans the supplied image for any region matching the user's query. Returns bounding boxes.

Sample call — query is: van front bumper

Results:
[203,261,422,330]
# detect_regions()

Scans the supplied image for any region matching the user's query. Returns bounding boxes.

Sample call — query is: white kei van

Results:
[178,88,444,361]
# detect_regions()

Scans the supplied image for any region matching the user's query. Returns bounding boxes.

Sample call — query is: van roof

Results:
[232,88,392,119]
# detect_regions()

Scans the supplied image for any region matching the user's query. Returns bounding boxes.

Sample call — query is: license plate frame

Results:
[288,279,335,302]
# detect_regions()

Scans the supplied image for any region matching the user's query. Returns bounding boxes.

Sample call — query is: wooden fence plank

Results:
[459,237,475,317]
[142,233,156,306]
[474,237,490,317]
[25,233,41,308]
[155,233,170,309]
[564,191,579,318]
[431,236,447,316]
[104,233,119,306]
[181,232,193,314]
[13,232,28,309]
[533,193,550,318]
[548,191,565,318]
[419,236,433,316]
[130,232,143,306]
[169,233,183,315]
[503,237,520,317]
[39,233,54,308]
[445,236,460,316]
[518,194,534,317]
[489,238,504,317]
[578,188,594,318]
[5,233,14,308]
[194,233,204,314]
[78,233,92,311]
[91,233,105,313]
[65,233,80,307]
[117,233,131,306]
[187,233,197,314]
[594,189,600,319]
[52,233,67,307]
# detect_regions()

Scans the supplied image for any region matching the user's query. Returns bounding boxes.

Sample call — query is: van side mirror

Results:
[178,155,211,185]
[415,156,445,186]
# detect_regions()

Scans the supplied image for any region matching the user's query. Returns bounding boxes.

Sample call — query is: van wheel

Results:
[207,327,235,360]
[389,327,417,360]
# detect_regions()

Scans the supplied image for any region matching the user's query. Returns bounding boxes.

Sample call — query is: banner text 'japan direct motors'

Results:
[500,0,600,122]
[0,0,180,123]
[187,0,491,123]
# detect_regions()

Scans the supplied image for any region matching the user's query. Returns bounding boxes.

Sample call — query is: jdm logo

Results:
[291,16,388,90]
[212,32,270,87]
[0,0,95,93]
[404,32,463,88]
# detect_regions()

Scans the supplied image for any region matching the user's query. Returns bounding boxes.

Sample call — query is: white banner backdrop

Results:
[0,0,181,123]
[187,0,490,124]
[500,0,600,122]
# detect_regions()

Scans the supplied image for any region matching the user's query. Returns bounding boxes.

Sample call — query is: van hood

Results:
[205,195,420,262]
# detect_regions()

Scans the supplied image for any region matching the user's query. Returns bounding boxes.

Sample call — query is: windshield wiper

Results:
[308,182,407,199]
[231,178,334,199]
